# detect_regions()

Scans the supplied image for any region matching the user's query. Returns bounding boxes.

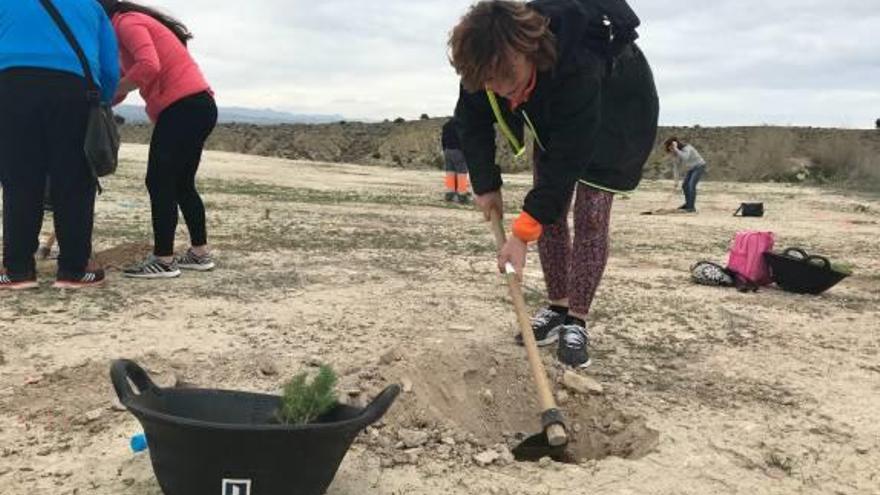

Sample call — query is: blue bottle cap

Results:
[130,433,147,453]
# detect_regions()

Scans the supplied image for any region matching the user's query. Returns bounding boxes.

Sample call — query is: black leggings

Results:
[147,92,217,257]
[0,69,96,275]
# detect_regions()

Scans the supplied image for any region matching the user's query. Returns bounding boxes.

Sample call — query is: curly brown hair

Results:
[448,1,557,92]
[664,136,686,152]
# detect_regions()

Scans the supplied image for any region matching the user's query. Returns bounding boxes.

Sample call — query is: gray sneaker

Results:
[175,249,215,271]
[515,307,567,347]
[123,255,181,279]
[557,325,592,369]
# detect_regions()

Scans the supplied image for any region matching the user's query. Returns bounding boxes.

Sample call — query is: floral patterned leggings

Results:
[537,182,614,316]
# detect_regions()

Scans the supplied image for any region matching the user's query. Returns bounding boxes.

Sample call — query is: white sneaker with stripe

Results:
[123,255,181,279]
[175,248,215,271]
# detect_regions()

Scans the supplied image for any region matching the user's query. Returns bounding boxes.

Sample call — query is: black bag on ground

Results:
[690,260,759,292]
[690,261,735,287]
[39,0,119,181]
[763,247,850,295]
[111,360,400,495]
[734,202,764,217]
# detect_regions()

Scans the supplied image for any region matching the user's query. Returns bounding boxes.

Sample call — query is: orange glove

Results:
[511,210,543,243]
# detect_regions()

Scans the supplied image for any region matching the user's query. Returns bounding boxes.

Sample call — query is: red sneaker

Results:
[53,261,106,289]
[0,268,38,290]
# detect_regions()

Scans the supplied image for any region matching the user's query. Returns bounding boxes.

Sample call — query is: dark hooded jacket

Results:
[454,0,658,225]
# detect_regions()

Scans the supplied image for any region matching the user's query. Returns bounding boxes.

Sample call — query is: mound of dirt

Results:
[0,361,121,437]
[32,241,151,277]
[353,344,659,466]
[94,242,152,271]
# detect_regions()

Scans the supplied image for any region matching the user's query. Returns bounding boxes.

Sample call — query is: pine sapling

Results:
[276,365,338,425]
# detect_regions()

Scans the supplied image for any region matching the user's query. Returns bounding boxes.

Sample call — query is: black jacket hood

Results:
[530,0,640,75]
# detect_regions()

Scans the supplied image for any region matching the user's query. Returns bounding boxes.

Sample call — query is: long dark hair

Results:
[103,1,193,46]
[664,136,687,152]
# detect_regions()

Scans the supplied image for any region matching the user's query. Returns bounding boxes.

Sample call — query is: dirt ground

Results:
[1,144,878,495]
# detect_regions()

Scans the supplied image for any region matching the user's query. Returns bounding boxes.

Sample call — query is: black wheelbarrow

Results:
[111,359,399,495]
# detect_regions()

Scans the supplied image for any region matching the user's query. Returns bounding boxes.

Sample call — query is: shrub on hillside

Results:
[810,134,879,186]
[851,156,880,187]
[735,128,798,182]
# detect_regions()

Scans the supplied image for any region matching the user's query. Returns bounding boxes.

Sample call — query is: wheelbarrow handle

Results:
[357,384,401,427]
[110,359,161,404]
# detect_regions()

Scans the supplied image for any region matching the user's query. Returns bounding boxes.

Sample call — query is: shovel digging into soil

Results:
[488,213,574,463]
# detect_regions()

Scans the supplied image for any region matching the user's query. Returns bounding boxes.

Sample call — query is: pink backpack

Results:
[726,231,775,286]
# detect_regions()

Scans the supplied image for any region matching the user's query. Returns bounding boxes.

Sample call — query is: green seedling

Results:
[276,365,338,425]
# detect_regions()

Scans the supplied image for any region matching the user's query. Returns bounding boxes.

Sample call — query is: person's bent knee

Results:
[145,174,173,194]
[175,182,199,196]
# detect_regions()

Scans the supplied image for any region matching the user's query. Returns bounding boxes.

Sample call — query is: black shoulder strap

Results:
[733,204,743,217]
[38,0,100,101]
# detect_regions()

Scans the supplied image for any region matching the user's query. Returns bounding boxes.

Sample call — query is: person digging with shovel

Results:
[449,0,658,368]
[664,137,707,213]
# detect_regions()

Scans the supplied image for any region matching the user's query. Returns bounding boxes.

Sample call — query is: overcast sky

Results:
[130,0,879,127]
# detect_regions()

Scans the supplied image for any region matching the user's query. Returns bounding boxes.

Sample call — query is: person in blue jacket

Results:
[0,0,119,290]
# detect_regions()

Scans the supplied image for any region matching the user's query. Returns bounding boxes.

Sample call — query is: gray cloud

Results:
[135,1,878,126]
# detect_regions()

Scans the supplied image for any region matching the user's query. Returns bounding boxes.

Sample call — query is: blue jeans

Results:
[682,165,706,210]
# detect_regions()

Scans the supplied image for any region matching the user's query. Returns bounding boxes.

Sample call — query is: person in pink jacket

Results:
[100,0,217,279]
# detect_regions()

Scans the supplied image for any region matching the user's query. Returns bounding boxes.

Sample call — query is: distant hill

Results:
[120,119,880,188]
[114,105,344,125]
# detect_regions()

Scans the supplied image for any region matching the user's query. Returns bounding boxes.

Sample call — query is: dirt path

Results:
[1,144,878,494]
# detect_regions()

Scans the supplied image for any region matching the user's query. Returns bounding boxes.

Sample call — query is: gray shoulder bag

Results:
[39,0,120,188]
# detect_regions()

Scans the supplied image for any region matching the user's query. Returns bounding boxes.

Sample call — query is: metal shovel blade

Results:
[512,432,574,463]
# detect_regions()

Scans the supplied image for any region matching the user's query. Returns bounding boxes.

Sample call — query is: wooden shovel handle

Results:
[489,213,507,252]
[489,213,568,447]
